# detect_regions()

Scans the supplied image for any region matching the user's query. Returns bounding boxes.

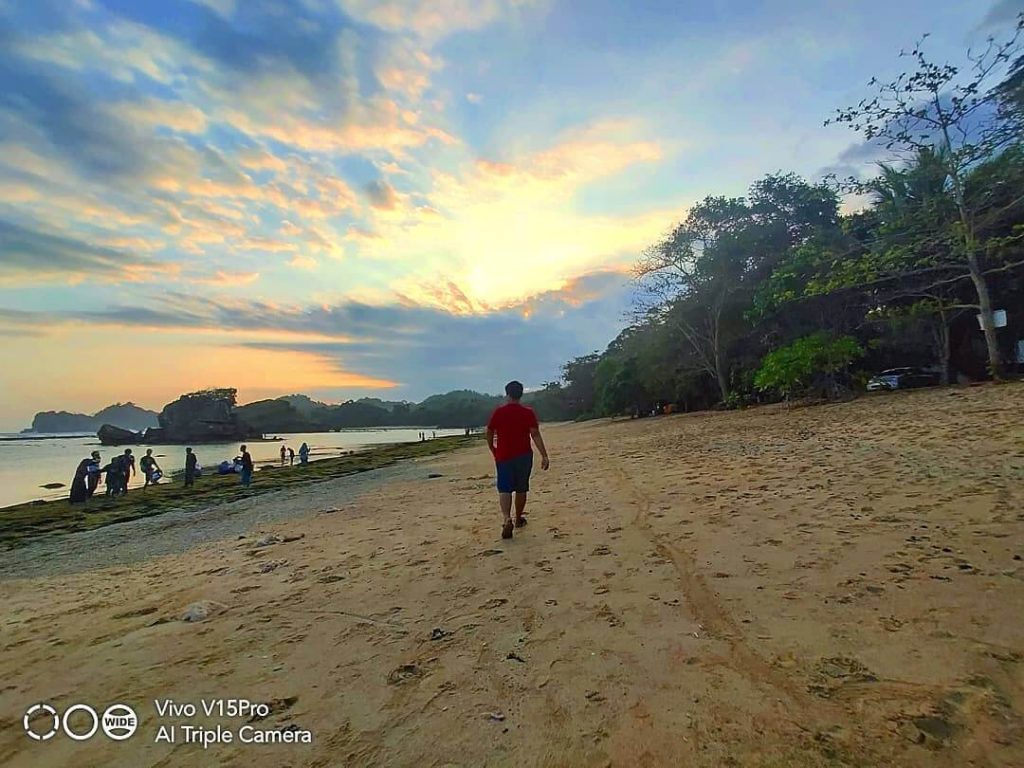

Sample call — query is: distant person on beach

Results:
[280,445,287,465]
[85,451,102,498]
[486,380,549,540]
[102,456,120,497]
[298,442,309,465]
[69,452,100,503]
[184,447,198,487]
[239,445,253,487]
[140,449,162,490]
[288,447,295,465]
[120,449,135,495]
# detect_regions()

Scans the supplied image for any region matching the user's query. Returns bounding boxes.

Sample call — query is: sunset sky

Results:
[0,0,1016,429]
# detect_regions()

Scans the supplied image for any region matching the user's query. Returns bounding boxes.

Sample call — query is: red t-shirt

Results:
[487,403,538,462]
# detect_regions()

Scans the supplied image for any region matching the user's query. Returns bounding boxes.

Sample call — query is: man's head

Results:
[186,447,192,454]
[91,450,100,460]
[504,380,524,401]
[146,449,153,456]
[124,449,132,456]
[240,444,247,452]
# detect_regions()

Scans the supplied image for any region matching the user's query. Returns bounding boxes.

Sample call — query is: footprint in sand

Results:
[596,604,623,627]
[481,598,508,609]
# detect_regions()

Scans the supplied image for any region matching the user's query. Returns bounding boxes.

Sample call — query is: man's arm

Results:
[486,427,497,457]
[530,427,550,470]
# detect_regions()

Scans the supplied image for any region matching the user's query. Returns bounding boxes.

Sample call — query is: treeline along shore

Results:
[0,435,477,549]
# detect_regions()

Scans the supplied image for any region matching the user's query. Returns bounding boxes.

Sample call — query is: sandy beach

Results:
[2,383,1023,767]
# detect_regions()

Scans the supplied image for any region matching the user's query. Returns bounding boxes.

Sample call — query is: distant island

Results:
[29,387,570,446]
[236,388,565,431]
[24,403,159,434]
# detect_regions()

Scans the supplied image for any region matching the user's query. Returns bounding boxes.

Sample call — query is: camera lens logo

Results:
[24,703,138,742]
[23,703,60,741]
[101,704,138,741]
[63,704,100,741]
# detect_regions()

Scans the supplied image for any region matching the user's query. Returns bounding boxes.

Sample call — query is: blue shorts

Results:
[496,452,533,493]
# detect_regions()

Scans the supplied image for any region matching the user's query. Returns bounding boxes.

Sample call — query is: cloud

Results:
[982,0,1024,28]
[189,0,238,19]
[107,98,209,134]
[237,146,289,173]
[374,40,440,99]
[289,255,319,270]
[466,92,484,104]
[816,139,890,181]
[0,267,632,396]
[0,219,178,284]
[337,0,541,41]
[191,269,261,286]
[355,119,672,304]
[364,179,399,209]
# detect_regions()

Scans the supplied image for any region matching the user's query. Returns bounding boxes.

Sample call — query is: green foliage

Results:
[183,388,238,406]
[235,399,315,433]
[594,357,647,416]
[754,334,864,400]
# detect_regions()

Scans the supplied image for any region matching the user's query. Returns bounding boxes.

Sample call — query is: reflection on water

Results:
[0,428,464,509]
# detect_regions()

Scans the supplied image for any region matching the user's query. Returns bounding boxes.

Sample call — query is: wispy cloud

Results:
[336,0,543,41]
[0,219,179,284]
[191,270,261,286]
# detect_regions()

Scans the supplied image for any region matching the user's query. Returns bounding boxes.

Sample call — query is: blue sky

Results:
[0,0,1017,428]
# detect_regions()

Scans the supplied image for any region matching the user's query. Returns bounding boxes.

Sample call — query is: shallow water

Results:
[0,428,464,509]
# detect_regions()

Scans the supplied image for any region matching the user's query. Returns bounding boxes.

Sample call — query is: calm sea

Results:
[0,428,464,509]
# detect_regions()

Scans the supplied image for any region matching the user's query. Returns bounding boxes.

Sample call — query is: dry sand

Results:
[2,383,1023,767]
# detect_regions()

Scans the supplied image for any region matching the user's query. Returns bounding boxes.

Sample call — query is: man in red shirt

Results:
[486,380,550,539]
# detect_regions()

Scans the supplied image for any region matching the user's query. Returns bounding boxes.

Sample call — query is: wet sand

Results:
[1,383,1022,767]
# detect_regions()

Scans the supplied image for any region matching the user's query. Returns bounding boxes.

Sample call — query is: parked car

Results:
[866,367,939,392]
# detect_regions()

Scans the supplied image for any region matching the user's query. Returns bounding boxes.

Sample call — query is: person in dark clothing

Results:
[85,451,102,498]
[140,449,162,490]
[298,442,309,465]
[104,455,122,497]
[280,445,287,465]
[288,447,295,465]
[69,453,97,503]
[239,445,253,487]
[120,449,135,495]
[184,447,198,487]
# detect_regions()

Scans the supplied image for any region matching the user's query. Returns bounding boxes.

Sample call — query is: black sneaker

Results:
[501,520,514,539]
[515,515,527,529]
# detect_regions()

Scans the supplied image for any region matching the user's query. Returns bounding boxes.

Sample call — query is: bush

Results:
[754,333,863,400]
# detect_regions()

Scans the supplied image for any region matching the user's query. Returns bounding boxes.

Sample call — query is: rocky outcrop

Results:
[97,424,144,445]
[96,389,259,445]
[157,388,260,443]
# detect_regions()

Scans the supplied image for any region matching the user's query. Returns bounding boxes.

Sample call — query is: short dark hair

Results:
[505,380,524,400]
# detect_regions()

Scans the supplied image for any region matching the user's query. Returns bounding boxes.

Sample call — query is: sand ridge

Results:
[1,383,1022,767]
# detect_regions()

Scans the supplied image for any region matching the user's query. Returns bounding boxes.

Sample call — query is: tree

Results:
[826,19,1024,376]
[754,334,863,400]
[594,356,647,416]
[635,174,841,402]
[561,353,601,416]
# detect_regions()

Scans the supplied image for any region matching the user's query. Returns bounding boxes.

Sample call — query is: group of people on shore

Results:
[68,440,315,502]
[69,448,163,502]
[279,442,309,466]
